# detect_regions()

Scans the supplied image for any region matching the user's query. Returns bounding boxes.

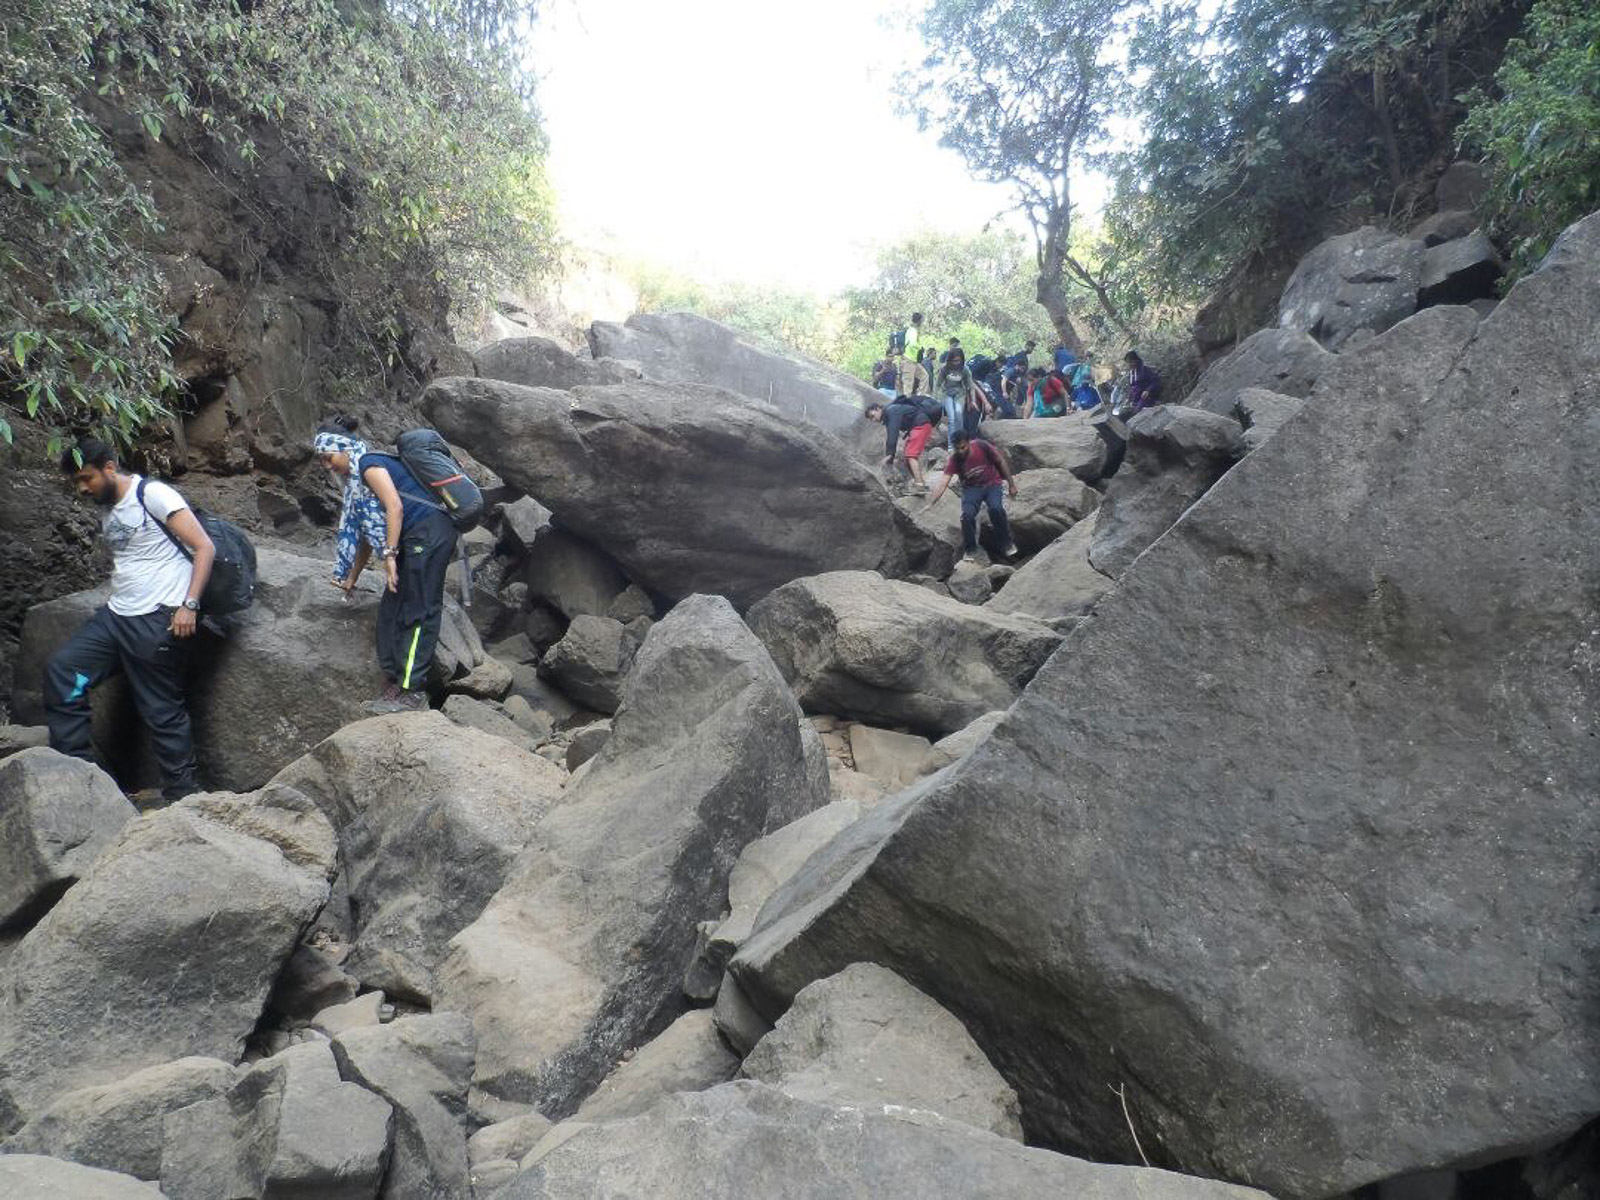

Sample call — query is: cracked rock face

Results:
[1278,226,1424,349]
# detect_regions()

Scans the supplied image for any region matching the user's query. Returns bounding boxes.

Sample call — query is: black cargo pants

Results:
[377,509,457,691]
[44,605,199,801]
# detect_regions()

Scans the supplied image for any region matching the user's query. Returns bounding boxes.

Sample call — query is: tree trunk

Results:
[1034,211,1084,352]
[1036,271,1087,354]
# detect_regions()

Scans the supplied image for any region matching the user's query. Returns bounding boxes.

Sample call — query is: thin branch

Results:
[1110,1083,1151,1168]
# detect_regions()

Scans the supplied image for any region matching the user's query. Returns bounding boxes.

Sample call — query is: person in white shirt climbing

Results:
[45,437,215,802]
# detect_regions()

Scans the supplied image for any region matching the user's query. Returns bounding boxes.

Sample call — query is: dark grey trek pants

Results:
[44,604,199,801]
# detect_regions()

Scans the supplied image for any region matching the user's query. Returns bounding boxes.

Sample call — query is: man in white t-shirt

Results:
[45,438,216,801]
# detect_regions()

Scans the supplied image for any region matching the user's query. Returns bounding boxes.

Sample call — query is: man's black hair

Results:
[948,337,960,345]
[865,401,885,419]
[911,312,923,324]
[61,437,115,474]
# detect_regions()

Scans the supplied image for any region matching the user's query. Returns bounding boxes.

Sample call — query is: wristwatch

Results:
[182,599,201,612]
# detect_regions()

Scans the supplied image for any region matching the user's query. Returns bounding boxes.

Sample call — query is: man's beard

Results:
[91,485,117,507]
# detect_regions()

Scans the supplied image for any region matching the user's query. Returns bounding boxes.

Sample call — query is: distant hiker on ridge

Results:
[45,437,215,802]
[1124,350,1164,412]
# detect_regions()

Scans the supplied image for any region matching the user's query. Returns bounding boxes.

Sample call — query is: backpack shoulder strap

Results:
[136,478,195,562]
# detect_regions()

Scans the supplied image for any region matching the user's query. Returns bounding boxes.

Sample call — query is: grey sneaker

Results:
[361,689,429,715]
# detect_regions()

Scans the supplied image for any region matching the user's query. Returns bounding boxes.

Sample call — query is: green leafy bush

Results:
[1461,0,1600,274]
[0,0,555,455]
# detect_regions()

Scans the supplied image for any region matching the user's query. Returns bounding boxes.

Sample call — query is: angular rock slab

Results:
[1278,225,1424,349]
[498,1081,1270,1200]
[740,962,1023,1140]
[985,521,1113,621]
[270,712,566,1003]
[424,376,939,607]
[1002,468,1101,554]
[2,1056,234,1180]
[160,1041,392,1200]
[984,415,1107,478]
[0,748,135,930]
[538,614,635,715]
[332,1016,473,1200]
[572,1009,739,1124]
[587,311,878,435]
[747,571,1062,737]
[1089,405,1245,577]
[12,543,483,792]
[0,1154,161,1198]
[438,595,830,1115]
[730,216,1600,1199]
[474,335,638,392]
[1183,326,1333,415]
[0,787,335,1131]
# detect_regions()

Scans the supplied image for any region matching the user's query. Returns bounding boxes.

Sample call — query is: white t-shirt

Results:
[104,476,194,616]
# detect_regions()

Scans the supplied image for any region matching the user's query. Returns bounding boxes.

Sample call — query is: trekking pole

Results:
[458,540,473,608]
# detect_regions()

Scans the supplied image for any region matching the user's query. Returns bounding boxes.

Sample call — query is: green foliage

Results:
[1461,0,1600,273]
[627,263,846,363]
[0,0,556,454]
[1110,0,1517,305]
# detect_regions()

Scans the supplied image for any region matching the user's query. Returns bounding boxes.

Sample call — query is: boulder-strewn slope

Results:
[731,215,1600,1198]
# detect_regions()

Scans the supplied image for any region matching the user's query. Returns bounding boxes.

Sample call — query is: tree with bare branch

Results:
[900,0,1134,351]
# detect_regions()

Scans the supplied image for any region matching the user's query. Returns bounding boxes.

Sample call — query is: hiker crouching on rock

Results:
[923,430,1019,562]
[866,396,945,491]
[45,438,214,802]
[315,416,456,714]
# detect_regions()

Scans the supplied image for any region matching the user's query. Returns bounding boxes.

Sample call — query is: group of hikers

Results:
[45,417,462,803]
[864,311,1163,561]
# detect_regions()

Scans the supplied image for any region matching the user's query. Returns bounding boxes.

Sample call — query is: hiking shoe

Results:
[361,689,429,715]
[1002,543,1020,559]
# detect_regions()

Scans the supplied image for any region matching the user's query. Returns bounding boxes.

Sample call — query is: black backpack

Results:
[887,328,907,355]
[136,480,257,616]
[397,428,484,531]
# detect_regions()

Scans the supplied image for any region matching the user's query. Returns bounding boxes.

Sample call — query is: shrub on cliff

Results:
[0,0,554,454]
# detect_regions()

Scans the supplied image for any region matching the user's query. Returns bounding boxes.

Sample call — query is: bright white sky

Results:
[526,0,1095,295]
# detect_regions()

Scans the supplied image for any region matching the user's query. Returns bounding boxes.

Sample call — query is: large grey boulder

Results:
[0,787,335,1131]
[0,749,135,930]
[572,1009,739,1124]
[474,335,637,391]
[587,311,876,434]
[741,963,1023,1140]
[330,1016,474,1200]
[270,712,566,1003]
[1182,327,1334,414]
[1089,405,1246,577]
[727,213,1600,1198]
[160,1041,392,1200]
[985,521,1113,621]
[438,595,829,1116]
[2,1057,234,1180]
[1418,230,1504,307]
[500,1081,1270,1200]
[423,376,939,607]
[519,528,630,620]
[1278,225,1424,349]
[12,544,483,792]
[0,1154,160,1198]
[984,415,1107,478]
[746,571,1062,738]
[1002,468,1100,553]
[1233,387,1306,451]
[693,800,864,985]
[538,614,635,715]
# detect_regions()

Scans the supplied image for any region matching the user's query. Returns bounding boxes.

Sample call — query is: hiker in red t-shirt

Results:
[923,431,1020,561]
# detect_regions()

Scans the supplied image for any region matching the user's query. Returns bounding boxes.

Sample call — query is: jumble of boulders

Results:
[1,183,1598,1199]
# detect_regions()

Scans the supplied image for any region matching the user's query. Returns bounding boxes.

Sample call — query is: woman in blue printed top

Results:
[314,415,458,713]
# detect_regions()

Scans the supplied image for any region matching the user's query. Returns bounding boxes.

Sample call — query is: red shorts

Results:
[904,422,935,458]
